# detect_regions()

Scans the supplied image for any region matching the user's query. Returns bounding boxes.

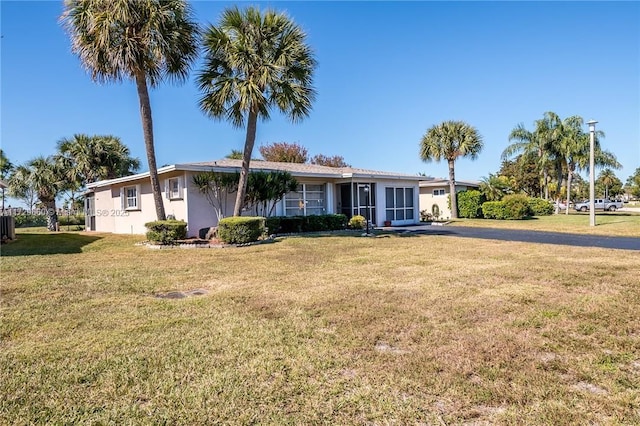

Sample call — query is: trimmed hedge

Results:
[265,214,347,234]
[457,190,485,218]
[528,198,554,216]
[482,194,532,220]
[503,194,531,220]
[145,220,187,244]
[218,216,265,244]
[482,201,507,220]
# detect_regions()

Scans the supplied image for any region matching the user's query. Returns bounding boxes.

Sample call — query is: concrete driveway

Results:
[387,224,640,251]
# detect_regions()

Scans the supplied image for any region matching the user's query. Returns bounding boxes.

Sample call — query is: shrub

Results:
[528,198,554,216]
[265,214,347,234]
[265,217,282,234]
[503,194,531,220]
[14,214,47,228]
[482,201,506,220]
[303,215,327,232]
[324,214,348,230]
[218,216,265,244]
[420,210,433,222]
[457,190,485,218]
[59,214,85,226]
[348,215,366,229]
[145,220,187,244]
[279,216,304,233]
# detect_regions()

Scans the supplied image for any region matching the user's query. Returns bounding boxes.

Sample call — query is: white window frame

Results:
[121,184,141,211]
[166,177,183,200]
[385,187,415,222]
[433,189,446,196]
[284,183,326,216]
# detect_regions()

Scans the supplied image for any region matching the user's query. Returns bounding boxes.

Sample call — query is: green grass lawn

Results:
[451,211,640,237]
[1,229,639,424]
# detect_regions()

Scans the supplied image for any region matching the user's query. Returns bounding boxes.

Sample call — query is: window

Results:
[385,187,415,221]
[433,189,446,196]
[166,177,182,200]
[121,185,141,210]
[284,184,326,216]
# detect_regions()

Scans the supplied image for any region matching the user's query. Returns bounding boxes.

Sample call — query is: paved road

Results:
[388,224,640,251]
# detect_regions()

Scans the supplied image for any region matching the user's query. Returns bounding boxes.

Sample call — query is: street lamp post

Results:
[588,120,597,227]
[363,184,370,235]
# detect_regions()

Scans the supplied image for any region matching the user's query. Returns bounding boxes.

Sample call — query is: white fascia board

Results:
[86,165,177,189]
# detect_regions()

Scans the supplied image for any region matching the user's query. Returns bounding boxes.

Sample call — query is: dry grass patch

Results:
[1,230,639,424]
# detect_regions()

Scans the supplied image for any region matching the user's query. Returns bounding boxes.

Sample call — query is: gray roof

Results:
[185,159,420,179]
[419,178,480,188]
[87,159,420,189]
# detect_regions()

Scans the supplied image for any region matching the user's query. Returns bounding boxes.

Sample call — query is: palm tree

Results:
[503,112,563,201]
[597,169,618,199]
[7,165,38,212]
[419,120,483,219]
[197,6,317,216]
[0,149,14,211]
[61,0,199,221]
[56,134,140,184]
[479,173,511,201]
[10,157,64,231]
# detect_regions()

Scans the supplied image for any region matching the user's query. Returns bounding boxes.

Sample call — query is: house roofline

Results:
[86,162,421,189]
[419,179,480,188]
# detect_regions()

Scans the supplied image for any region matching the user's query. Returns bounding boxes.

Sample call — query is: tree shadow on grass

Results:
[0,232,103,256]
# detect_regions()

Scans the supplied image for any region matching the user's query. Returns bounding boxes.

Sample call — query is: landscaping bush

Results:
[420,209,433,222]
[482,201,506,220]
[528,197,554,216]
[145,220,188,244]
[14,214,47,228]
[348,215,366,229]
[457,190,485,219]
[218,216,265,244]
[503,194,531,220]
[265,214,347,234]
[302,215,327,232]
[265,217,282,234]
[279,216,304,233]
[59,214,85,226]
[323,214,348,230]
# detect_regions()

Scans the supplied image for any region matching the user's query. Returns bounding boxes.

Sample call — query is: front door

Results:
[356,183,376,225]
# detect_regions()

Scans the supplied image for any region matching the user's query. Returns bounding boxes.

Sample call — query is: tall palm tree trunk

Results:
[555,164,564,214]
[543,169,549,200]
[134,72,166,221]
[233,107,259,216]
[448,159,458,219]
[565,168,573,215]
[44,199,58,231]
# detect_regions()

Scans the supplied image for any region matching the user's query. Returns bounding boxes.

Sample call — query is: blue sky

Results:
[2,1,639,205]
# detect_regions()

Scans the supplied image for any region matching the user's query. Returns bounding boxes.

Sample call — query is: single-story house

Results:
[85,159,421,236]
[419,178,480,220]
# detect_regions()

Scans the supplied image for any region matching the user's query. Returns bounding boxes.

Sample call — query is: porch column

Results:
[325,183,334,214]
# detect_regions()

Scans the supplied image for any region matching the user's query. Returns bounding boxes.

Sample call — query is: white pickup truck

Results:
[573,199,623,212]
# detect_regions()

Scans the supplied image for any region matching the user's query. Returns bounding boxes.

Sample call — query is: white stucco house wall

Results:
[85,159,421,237]
[419,178,480,220]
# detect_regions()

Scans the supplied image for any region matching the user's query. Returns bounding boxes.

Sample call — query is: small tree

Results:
[245,171,298,216]
[479,174,512,201]
[192,171,239,221]
[0,149,14,211]
[310,154,350,168]
[259,142,308,163]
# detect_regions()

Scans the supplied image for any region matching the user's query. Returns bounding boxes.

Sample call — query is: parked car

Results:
[553,201,567,210]
[573,199,623,212]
